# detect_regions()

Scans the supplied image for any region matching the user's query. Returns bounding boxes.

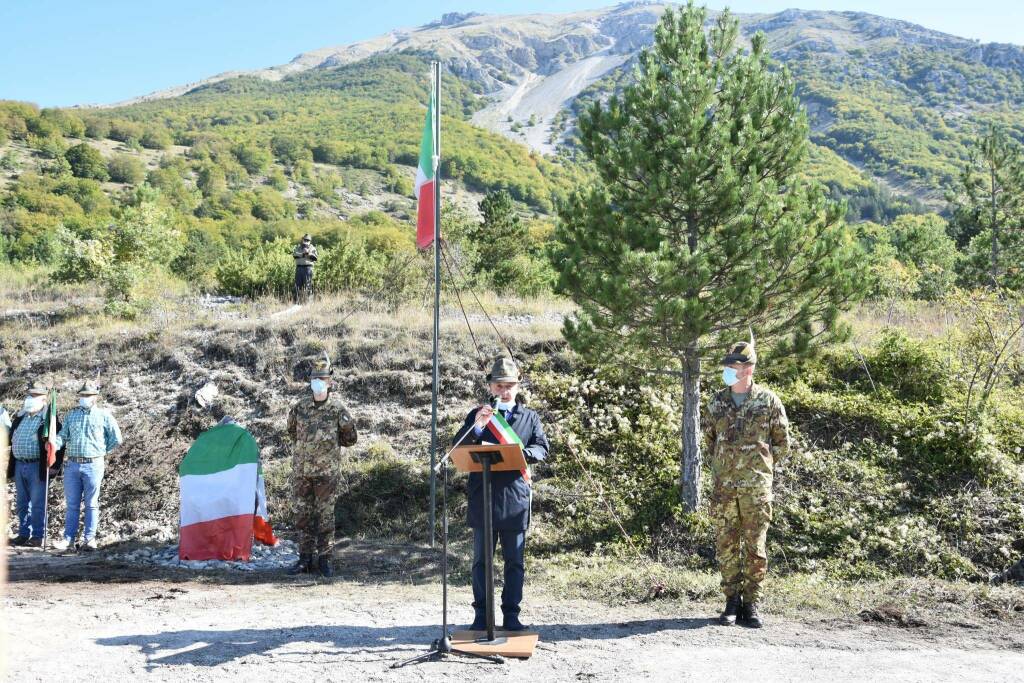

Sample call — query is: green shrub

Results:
[249,187,294,221]
[140,128,172,150]
[266,169,288,190]
[107,154,146,184]
[65,143,108,181]
[109,119,144,144]
[864,328,949,403]
[529,364,683,553]
[83,116,111,139]
[30,134,67,160]
[231,142,272,174]
[315,239,385,293]
[270,134,312,165]
[170,227,229,292]
[214,239,293,297]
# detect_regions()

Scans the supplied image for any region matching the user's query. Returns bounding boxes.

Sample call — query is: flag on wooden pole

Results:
[43,389,57,467]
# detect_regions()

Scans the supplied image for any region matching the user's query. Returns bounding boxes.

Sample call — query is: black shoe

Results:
[741,601,763,628]
[316,555,334,577]
[288,553,313,575]
[9,535,28,547]
[719,595,742,626]
[469,610,487,631]
[502,613,528,632]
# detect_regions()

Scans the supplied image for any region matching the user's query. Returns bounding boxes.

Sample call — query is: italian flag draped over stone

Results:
[178,423,276,560]
[415,95,436,249]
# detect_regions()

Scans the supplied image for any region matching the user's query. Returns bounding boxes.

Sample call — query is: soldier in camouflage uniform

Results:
[705,340,790,628]
[286,358,357,576]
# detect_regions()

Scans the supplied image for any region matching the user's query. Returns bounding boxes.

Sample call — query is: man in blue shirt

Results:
[7,382,60,547]
[51,381,122,551]
[454,356,549,632]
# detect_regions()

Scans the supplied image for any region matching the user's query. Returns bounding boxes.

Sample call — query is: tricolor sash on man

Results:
[481,411,531,483]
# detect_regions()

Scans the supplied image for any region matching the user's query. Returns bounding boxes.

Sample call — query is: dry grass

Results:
[534,550,1024,627]
[847,300,957,343]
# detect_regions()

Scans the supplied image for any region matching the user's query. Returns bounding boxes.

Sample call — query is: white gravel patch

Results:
[113,539,299,572]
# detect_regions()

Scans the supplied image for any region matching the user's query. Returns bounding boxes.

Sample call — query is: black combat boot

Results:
[316,555,334,577]
[719,594,742,626]
[741,600,763,628]
[289,553,313,575]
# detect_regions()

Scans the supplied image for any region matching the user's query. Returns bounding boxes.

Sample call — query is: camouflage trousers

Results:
[293,475,338,556]
[710,486,773,602]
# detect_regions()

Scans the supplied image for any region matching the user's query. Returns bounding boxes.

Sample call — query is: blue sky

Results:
[1,1,1020,107]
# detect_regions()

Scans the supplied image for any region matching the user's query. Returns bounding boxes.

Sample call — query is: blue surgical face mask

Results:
[722,367,740,387]
[79,396,97,409]
[310,379,328,396]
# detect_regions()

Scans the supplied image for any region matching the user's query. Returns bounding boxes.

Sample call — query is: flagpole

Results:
[395,61,501,668]
[429,60,441,548]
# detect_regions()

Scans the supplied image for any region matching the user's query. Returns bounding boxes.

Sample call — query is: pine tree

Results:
[949,126,1024,289]
[551,3,866,511]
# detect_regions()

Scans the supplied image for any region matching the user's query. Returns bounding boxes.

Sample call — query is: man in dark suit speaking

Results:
[454,356,549,632]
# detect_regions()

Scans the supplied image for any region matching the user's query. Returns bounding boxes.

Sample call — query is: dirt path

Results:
[5,551,1023,682]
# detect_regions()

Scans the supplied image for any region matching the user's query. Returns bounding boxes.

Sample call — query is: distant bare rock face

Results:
[983,43,1024,70]
[87,3,1024,166]
[440,12,481,27]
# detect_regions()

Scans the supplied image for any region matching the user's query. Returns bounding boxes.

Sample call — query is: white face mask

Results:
[495,400,515,411]
[722,367,740,387]
[23,396,45,413]
[310,379,328,396]
[79,396,97,409]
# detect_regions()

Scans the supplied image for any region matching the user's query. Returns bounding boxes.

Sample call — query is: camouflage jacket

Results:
[292,243,318,266]
[287,393,357,477]
[704,383,790,490]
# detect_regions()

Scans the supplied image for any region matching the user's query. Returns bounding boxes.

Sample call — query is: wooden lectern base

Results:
[450,630,540,658]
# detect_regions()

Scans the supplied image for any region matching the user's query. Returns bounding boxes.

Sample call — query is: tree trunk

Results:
[991,164,999,288]
[680,344,702,512]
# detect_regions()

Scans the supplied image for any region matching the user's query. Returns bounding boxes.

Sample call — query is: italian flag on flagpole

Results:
[482,411,531,483]
[414,90,436,250]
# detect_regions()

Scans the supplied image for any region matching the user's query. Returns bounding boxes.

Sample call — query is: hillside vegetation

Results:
[2,5,1024,616]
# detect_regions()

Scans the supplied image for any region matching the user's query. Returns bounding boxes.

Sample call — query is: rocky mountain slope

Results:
[89,3,1024,201]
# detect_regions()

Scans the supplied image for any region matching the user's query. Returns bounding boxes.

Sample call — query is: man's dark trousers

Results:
[294,265,313,301]
[472,527,526,618]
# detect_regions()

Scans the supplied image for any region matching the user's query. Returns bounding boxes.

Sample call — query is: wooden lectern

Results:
[449,442,540,658]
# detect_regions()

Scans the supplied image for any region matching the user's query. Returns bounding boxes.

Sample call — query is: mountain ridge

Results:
[84,4,1023,111]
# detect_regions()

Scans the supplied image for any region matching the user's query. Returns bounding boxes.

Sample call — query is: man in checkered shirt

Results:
[51,381,122,551]
[6,382,61,547]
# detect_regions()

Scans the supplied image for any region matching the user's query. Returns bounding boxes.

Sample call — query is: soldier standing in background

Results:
[286,358,357,577]
[292,234,318,304]
[705,340,790,628]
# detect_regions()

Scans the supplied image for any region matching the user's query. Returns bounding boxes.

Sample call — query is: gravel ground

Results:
[111,540,300,572]
[5,545,1024,683]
